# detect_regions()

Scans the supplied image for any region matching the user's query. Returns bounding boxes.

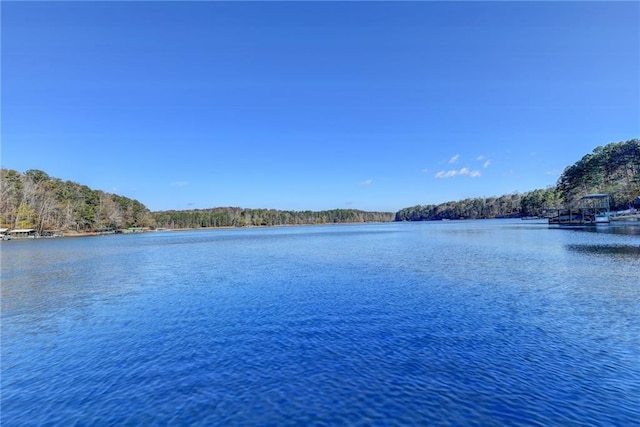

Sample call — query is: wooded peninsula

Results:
[1,139,638,233]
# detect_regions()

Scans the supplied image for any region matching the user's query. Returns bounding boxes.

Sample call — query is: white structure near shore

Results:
[7,229,38,238]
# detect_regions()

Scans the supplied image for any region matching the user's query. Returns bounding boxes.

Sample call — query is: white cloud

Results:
[435,170,456,178]
[421,168,429,173]
[171,181,189,187]
[435,167,481,179]
[358,179,373,186]
[483,160,491,168]
[476,155,486,161]
[448,154,460,164]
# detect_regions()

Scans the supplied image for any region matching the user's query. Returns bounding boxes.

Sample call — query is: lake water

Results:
[2,220,639,425]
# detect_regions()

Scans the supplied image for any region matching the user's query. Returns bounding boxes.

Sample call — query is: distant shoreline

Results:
[2,221,397,240]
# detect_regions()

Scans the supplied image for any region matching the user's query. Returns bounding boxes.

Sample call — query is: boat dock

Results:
[548,194,611,228]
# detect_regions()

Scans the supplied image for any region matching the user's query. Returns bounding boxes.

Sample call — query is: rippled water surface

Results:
[2,220,639,425]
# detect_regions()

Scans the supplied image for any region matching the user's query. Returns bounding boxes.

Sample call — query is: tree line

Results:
[153,208,394,229]
[0,169,155,232]
[395,188,561,221]
[2,139,637,232]
[396,139,639,221]
[0,169,394,232]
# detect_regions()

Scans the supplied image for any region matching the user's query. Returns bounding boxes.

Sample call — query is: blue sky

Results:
[2,1,638,212]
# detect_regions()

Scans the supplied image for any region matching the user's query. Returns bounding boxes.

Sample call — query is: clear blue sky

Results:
[2,1,638,212]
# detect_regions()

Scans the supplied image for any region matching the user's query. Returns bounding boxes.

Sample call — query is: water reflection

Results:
[0,237,160,331]
[565,244,640,257]
[585,224,640,236]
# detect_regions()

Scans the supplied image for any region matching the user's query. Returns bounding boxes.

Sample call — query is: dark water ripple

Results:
[2,221,639,425]
[566,243,640,257]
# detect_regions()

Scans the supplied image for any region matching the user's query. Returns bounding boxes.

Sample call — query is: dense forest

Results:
[556,139,640,208]
[153,208,394,228]
[395,188,561,221]
[0,169,155,233]
[396,139,639,221]
[2,139,637,232]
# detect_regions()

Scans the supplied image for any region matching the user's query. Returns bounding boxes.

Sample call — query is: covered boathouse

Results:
[548,194,611,227]
[9,229,38,238]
